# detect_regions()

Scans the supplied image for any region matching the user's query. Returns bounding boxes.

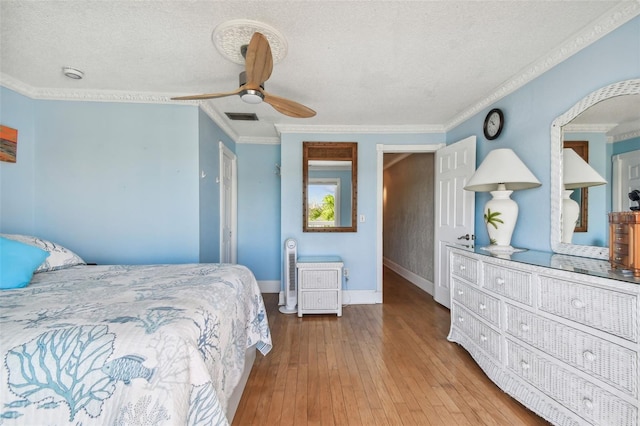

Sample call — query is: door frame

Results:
[376,143,445,303]
[219,142,238,264]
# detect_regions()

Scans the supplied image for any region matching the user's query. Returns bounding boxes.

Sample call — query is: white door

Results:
[433,136,476,308]
[612,149,640,211]
[219,142,237,264]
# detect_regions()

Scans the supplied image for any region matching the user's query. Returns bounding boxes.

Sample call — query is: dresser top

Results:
[459,246,640,285]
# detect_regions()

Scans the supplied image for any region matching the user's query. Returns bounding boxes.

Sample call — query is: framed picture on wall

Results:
[0,125,18,163]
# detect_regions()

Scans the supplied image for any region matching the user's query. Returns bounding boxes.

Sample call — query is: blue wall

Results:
[447,15,640,249]
[236,143,281,281]
[0,88,225,265]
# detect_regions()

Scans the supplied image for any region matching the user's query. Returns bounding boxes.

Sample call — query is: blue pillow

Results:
[0,236,50,289]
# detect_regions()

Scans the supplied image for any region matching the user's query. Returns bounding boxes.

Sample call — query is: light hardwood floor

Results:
[233,267,549,425]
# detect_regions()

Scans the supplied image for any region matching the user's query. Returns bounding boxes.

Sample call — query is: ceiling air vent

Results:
[225,112,259,121]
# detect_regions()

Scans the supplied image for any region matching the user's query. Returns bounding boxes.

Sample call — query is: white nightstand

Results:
[296,256,343,317]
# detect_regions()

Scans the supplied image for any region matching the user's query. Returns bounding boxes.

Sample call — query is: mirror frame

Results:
[303,141,358,232]
[550,78,640,259]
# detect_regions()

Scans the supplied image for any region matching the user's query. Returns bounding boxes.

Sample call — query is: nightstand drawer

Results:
[452,279,500,327]
[506,304,638,397]
[450,252,479,284]
[299,270,340,289]
[483,263,532,305]
[451,303,501,361]
[301,291,339,310]
[539,276,638,342]
[507,340,638,426]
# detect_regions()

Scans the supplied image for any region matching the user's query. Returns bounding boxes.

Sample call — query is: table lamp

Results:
[562,148,607,243]
[464,148,541,252]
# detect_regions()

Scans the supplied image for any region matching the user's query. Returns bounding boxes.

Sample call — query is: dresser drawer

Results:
[450,252,478,284]
[452,279,500,327]
[538,276,638,342]
[612,242,630,257]
[506,304,638,397]
[507,340,638,426]
[451,303,501,361]
[612,232,630,245]
[483,263,532,305]
[299,270,340,289]
[300,291,339,310]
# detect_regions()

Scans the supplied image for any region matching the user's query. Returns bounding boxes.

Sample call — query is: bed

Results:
[0,235,272,425]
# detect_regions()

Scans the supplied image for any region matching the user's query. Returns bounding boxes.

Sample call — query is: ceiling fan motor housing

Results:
[239,71,265,103]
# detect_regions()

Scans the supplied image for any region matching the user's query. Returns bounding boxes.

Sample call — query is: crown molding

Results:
[275,123,444,135]
[444,1,640,131]
[612,128,640,142]
[563,123,617,133]
[237,136,280,145]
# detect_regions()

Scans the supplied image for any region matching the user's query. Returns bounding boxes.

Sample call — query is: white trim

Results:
[376,143,445,303]
[278,289,379,305]
[237,136,281,145]
[258,280,281,294]
[383,257,434,296]
[219,142,238,264]
[275,124,444,135]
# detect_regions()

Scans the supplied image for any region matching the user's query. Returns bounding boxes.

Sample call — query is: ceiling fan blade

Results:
[245,32,273,86]
[263,92,316,118]
[171,87,243,101]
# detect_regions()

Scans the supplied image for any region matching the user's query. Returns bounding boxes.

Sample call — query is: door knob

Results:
[458,234,471,240]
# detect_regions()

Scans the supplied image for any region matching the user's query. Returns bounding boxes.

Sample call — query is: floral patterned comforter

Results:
[0,263,272,425]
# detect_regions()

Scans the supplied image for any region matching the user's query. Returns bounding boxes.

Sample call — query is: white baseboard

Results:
[258,280,281,294]
[277,289,380,306]
[383,257,434,296]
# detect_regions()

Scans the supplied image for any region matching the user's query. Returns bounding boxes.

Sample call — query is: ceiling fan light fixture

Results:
[240,89,264,104]
[62,66,84,80]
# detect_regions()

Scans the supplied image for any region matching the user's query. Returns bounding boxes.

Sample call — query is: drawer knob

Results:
[582,398,594,410]
[479,334,487,342]
[458,316,464,323]
[583,350,596,362]
[616,236,623,241]
[520,360,530,370]
[495,277,505,285]
[457,290,464,296]
[570,298,585,309]
[479,303,486,310]
[520,323,530,332]
[459,265,466,271]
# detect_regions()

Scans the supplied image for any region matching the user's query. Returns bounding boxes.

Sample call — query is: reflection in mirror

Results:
[303,142,358,232]
[551,79,640,259]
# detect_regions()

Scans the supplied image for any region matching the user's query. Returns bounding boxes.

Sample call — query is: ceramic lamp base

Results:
[562,190,579,244]
[484,188,518,248]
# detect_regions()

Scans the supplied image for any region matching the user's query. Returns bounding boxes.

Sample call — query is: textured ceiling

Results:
[1,1,638,142]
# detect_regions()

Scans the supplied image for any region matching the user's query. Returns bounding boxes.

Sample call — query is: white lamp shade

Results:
[464,148,541,191]
[563,148,607,189]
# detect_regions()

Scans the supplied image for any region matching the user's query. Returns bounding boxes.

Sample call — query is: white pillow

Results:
[1,234,86,273]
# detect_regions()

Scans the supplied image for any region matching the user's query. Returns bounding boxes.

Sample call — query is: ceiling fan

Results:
[172,32,316,118]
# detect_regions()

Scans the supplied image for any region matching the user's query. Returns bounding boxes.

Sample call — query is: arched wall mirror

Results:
[303,142,358,232]
[550,79,640,259]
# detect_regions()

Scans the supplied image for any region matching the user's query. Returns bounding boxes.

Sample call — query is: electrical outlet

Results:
[343,268,349,278]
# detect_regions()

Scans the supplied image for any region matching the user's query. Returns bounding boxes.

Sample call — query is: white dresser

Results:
[296,256,343,317]
[447,247,640,426]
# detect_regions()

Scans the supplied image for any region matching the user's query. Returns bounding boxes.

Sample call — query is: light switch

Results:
[359,214,365,222]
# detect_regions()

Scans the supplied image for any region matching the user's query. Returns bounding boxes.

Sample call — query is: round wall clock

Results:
[483,108,504,140]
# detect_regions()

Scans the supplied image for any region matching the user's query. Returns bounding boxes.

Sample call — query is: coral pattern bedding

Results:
[0,263,272,425]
